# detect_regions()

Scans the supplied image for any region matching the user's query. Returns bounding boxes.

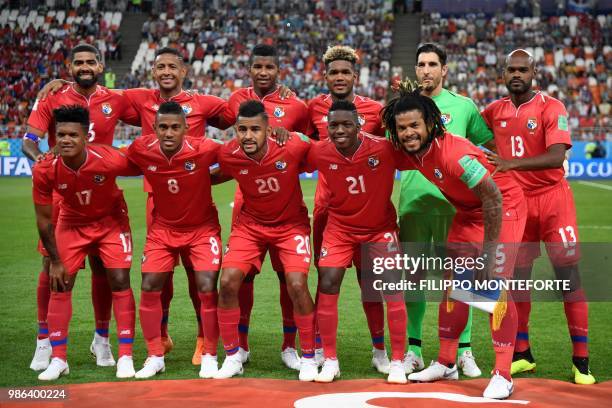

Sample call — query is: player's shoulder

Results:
[130,133,157,150]
[123,87,153,100]
[354,94,383,110]
[308,94,328,109]
[32,154,57,175]
[88,143,123,159]
[443,89,478,108]
[219,138,240,157]
[538,92,567,110]
[484,96,511,113]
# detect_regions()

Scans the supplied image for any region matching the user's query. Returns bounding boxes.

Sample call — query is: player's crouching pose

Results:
[32,105,139,380]
[126,102,224,379]
[214,100,318,381]
[305,100,408,384]
[383,82,527,399]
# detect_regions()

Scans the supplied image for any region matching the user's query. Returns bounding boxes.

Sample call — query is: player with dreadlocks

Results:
[383,81,526,399]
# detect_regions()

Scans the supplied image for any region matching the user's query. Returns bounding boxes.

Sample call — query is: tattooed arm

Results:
[471,177,503,280]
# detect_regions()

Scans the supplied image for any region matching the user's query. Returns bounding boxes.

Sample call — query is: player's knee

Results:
[141,273,165,292]
[219,273,241,296]
[318,274,340,294]
[286,277,307,296]
[554,264,582,292]
[195,271,217,293]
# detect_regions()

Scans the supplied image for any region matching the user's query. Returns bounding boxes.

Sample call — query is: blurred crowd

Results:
[421,10,611,140]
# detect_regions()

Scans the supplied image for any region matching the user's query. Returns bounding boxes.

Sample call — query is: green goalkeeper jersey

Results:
[398,88,494,216]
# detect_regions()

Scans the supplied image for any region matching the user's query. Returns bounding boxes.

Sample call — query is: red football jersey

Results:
[305,132,400,234]
[396,133,524,215]
[307,94,384,140]
[223,87,310,133]
[122,88,228,138]
[32,145,140,225]
[126,134,222,230]
[27,84,140,147]
[218,133,311,226]
[482,92,572,192]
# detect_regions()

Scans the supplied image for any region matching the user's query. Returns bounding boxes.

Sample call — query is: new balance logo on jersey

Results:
[147,165,157,171]
[275,160,287,170]
[358,115,366,126]
[212,258,220,265]
[368,155,380,168]
[320,247,328,258]
[329,164,338,170]
[500,121,507,128]
[182,104,193,115]
[93,174,106,184]
[185,160,196,171]
[124,255,132,262]
[101,103,112,116]
[239,169,249,175]
[527,118,538,130]
[58,184,67,190]
[303,257,310,263]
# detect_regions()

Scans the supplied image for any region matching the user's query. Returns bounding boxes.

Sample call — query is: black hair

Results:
[381,80,446,149]
[71,43,102,62]
[238,100,268,122]
[53,105,90,130]
[328,99,359,123]
[251,44,279,66]
[416,42,447,66]
[157,101,185,116]
[155,47,184,62]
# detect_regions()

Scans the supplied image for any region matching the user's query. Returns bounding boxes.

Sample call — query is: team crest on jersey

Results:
[320,247,328,258]
[527,118,538,130]
[434,168,443,179]
[275,160,287,170]
[441,113,451,125]
[101,103,112,116]
[182,104,192,115]
[368,155,380,168]
[185,160,196,171]
[273,107,285,118]
[93,174,106,184]
[500,121,507,128]
[358,115,366,126]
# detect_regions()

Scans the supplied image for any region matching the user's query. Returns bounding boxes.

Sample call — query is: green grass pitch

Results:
[0,177,611,387]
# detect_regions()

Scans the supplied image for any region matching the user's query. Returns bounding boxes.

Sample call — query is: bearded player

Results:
[307,45,390,373]
[221,44,310,370]
[483,49,596,385]
[214,101,318,382]
[32,105,139,380]
[25,44,140,371]
[383,81,526,399]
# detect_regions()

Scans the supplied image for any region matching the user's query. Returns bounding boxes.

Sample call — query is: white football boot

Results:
[403,350,425,374]
[387,360,408,384]
[214,352,244,379]
[30,338,52,371]
[458,350,482,377]
[408,361,458,382]
[135,356,165,379]
[483,371,514,399]
[371,348,391,374]
[116,355,136,378]
[315,358,341,383]
[281,347,301,370]
[199,354,218,379]
[90,332,115,367]
[38,357,69,381]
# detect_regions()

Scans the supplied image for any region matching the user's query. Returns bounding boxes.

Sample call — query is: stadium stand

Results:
[420,10,611,140]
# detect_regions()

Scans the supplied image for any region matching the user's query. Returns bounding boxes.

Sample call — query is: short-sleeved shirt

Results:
[127,134,222,231]
[482,92,572,193]
[396,132,524,216]
[223,87,310,133]
[27,84,140,147]
[123,88,227,137]
[399,88,495,216]
[32,145,140,225]
[306,132,402,234]
[218,133,311,226]
[307,94,384,140]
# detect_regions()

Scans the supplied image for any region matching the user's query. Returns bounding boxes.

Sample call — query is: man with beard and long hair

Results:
[24,43,140,373]
[482,49,596,385]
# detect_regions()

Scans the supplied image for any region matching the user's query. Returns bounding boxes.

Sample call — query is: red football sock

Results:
[160,272,173,338]
[385,299,407,361]
[238,280,254,351]
[139,291,164,356]
[294,312,315,357]
[218,307,241,355]
[491,299,517,381]
[47,291,72,361]
[317,293,339,359]
[186,268,203,337]
[314,288,322,348]
[362,301,385,350]
[199,291,219,356]
[514,300,531,352]
[36,271,50,339]
[280,281,297,350]
[91,272,112,338]
[563,289,589,357]
[112,289,135,357]
[437,298,469,365]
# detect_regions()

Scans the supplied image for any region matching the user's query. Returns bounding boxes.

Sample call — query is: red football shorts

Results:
[516,180,580,268]
[56,215,133,275]
[142,224,221,273]
[317,227,401,270]
[222,220,311,275]
[447,201,527,278]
